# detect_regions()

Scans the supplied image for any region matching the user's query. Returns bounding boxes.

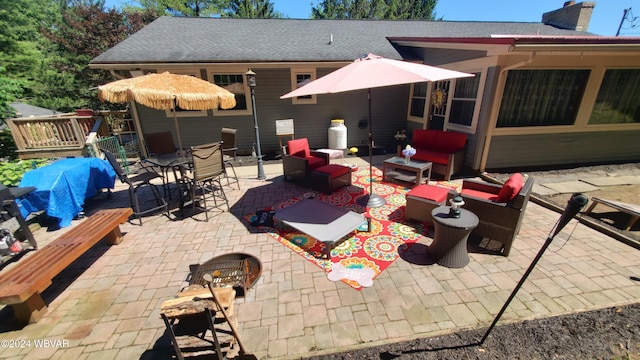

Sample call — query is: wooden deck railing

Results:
[5,114,109,159]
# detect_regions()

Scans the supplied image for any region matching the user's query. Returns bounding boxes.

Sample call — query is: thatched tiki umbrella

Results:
[98,71,237,151]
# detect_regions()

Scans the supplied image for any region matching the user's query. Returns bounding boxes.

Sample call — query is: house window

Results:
[159,70,208,118]
[211,73,251,116]
[449,72,480,128]
[290,68,317,104]
[589,68,640,124]
[497,69,590,128]
[408,82,428,119]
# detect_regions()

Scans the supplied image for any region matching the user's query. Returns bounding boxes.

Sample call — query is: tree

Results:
[384,0,437,20]
[226,0,279,18]
[0,0,62,104]
[311,0,350,19]
[137,0,229,17]
[0,67,26,121]
[312,0,437,20]
[39,1,159,111]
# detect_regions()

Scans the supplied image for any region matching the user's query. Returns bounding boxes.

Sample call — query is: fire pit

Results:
[188,253,262,297]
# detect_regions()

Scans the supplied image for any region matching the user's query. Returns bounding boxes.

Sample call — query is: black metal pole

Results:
[480,193,589,344]
[363,88,385,208]
[249,81,266,180]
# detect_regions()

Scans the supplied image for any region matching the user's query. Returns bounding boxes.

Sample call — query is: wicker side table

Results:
[429,206,479,268]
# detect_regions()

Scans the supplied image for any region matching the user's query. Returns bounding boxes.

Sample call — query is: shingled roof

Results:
[91,17,594,65]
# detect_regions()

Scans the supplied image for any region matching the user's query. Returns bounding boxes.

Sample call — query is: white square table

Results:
[274,199,366,259]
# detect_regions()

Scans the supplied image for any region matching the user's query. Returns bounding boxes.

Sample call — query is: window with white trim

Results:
[210,72,252,116]
[407,82,428,121]
[290,68,317,104]
[159,70,208,118]
[447,71,482,132]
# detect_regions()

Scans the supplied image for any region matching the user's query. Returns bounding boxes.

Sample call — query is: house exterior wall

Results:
[401,48,640,172]
[480,52,640,170]
[135,67,409,156]
[415,47,488,66]
[486,130,640,169]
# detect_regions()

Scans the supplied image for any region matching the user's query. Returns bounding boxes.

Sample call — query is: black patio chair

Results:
[103,150,169,225]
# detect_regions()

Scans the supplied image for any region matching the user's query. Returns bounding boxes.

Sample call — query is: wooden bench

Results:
[586,197,640,231]
[0,208,133,324]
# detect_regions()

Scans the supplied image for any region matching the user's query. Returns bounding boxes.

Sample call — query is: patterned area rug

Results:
[247,167,460,290]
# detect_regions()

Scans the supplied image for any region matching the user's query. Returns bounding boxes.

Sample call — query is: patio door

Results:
[427,80,451,130]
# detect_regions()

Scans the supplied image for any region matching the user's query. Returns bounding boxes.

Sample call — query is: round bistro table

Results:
[429,206,479,268]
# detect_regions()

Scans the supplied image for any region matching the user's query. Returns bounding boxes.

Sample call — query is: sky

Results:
[106,0,640,36]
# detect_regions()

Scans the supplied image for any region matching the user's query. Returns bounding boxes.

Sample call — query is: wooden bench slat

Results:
[0,208,132,323]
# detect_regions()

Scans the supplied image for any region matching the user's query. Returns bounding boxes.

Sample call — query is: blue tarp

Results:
[17,157,116,227]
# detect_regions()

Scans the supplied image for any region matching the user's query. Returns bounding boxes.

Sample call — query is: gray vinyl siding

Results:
[137,67,410,156]
[415,48,488,66]
[486,131,640,169]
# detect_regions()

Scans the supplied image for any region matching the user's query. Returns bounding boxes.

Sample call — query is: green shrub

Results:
[0,158,52,187]
[0,128,17,160]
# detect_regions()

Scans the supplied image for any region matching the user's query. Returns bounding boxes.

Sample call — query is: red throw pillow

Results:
[497,173,523,202]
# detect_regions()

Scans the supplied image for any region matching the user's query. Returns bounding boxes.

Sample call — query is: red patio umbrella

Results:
[280,53,474,208]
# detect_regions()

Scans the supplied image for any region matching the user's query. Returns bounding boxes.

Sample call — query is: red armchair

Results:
[282,138,329,183]
[447,173,534,256]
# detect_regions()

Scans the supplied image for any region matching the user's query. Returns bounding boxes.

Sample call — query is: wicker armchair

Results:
[281,138,329,183]
[447,174,534,256]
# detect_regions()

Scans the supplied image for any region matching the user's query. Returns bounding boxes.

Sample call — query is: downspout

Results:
[479,51,536,172]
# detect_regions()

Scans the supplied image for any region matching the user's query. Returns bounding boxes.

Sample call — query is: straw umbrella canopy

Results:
[281,53,474,208]
[98,71,236,150]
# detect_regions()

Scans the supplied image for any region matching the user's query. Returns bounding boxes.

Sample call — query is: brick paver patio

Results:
[1,156,639,359]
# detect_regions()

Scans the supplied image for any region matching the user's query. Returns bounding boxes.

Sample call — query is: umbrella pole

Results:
[362,89,385,208]
[172,101,184,153]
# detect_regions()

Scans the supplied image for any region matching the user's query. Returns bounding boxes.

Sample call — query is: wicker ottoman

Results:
[311,164,352,194]
[404,185,449,226]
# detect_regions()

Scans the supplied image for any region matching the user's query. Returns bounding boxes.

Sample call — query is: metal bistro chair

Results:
[221,128,239,190]
[103,150,169,225]
[181,142,229,221]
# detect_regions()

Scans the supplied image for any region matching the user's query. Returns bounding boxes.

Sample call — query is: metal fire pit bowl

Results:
[188,253,262,297]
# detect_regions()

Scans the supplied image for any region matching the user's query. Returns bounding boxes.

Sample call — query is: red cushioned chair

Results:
[281,138,330,183]
[447,173,534,256]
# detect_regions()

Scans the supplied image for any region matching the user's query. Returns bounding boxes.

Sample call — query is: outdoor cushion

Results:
[497,173,524,202]
[288,138,311,158]
[314,164,350,178]
[434,131,467,153]
[413,149,450,165]
[461,188,499,202]
[406,185,449,203]
[412,129,438,149]
[307,156,327,170]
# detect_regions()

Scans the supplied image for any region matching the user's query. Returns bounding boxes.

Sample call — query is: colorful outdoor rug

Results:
[246,167,460,290]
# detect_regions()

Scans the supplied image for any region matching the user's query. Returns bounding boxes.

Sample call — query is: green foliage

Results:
[226,0,279,18]
[39,2,160,112]
[137,0,229,16]
[0,158,51,187]
[0,129,18,160]
[0,67,27,120]
[311,0,437,20]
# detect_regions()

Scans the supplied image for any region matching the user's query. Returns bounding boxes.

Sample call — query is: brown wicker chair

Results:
[447,174,534,256]
[281,138,329,183]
